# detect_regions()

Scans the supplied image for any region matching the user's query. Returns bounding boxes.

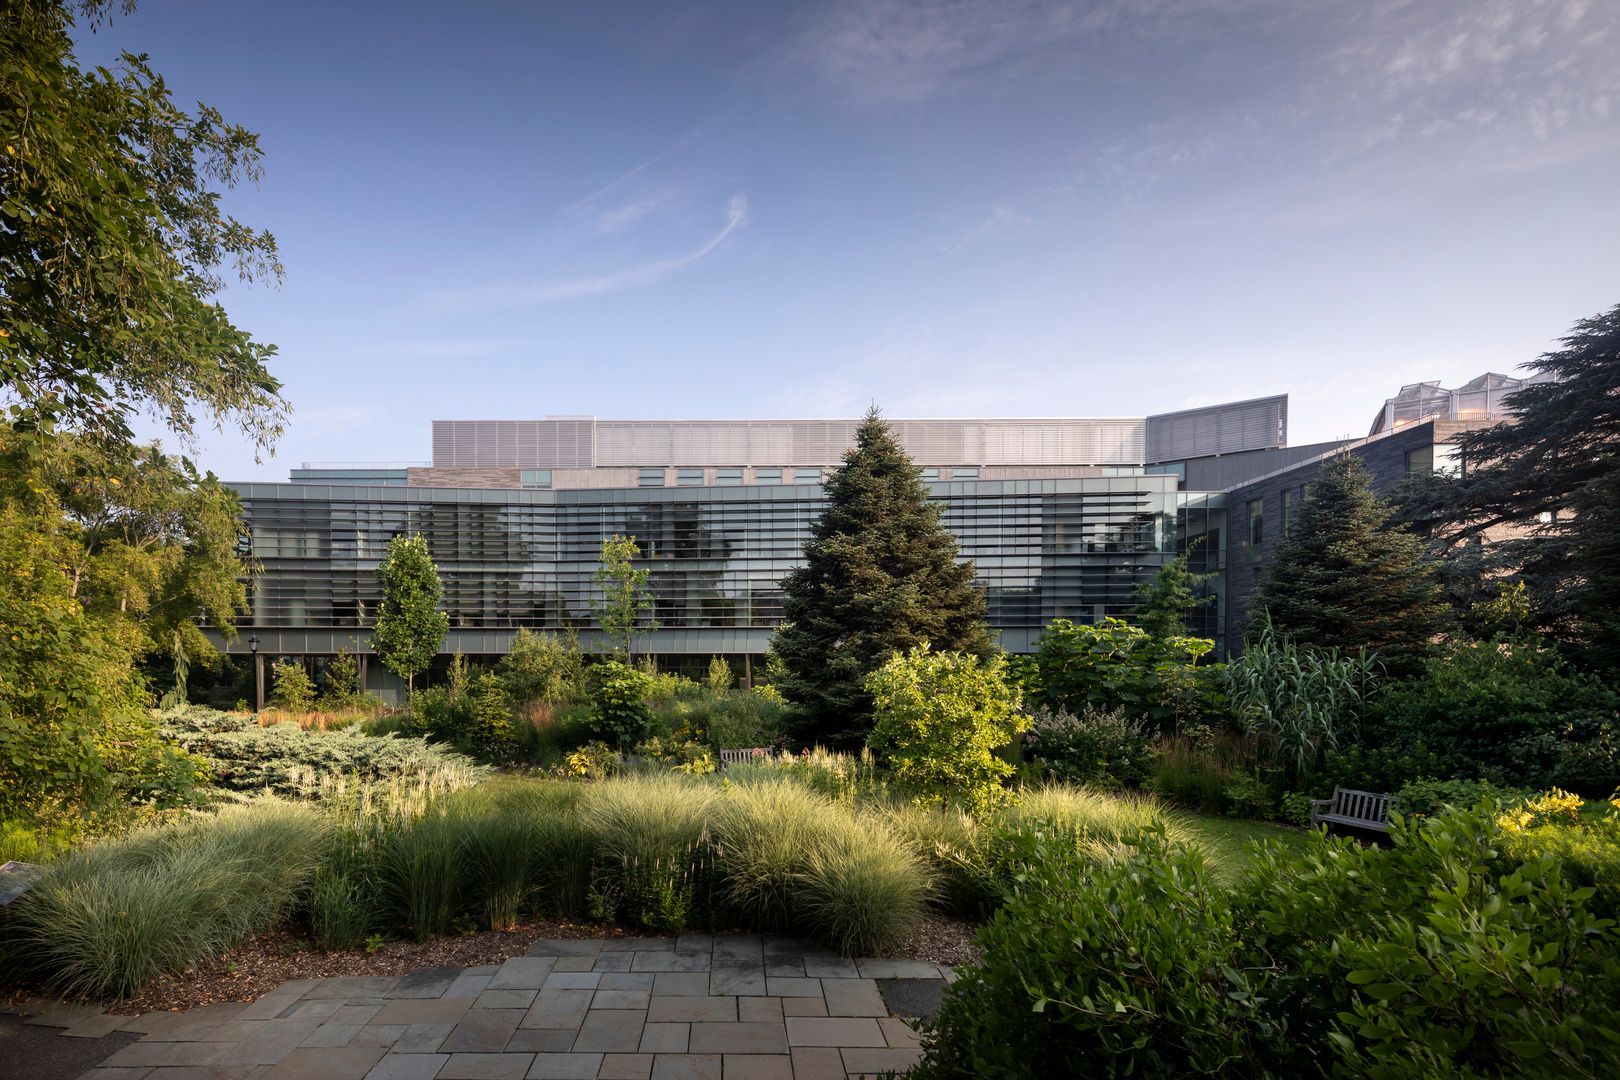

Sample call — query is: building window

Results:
[638,468,665,487]
[791,467,821,484]
[1404,445,1435,476]
[676,468,705,486]
[954,466,980,479]
[1247,499,1263,547]
[716,468,743,486]
[520,469,552,489]
[754,468,782,484]
[921,467,941,481]
[1281,488,1293,534]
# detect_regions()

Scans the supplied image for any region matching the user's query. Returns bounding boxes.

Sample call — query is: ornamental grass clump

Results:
[450,784,542,931]
[711,778,845,931]
[799,816,932,956]
[580,772,715,931]
[9,798,327,999]
[381,807,463,940]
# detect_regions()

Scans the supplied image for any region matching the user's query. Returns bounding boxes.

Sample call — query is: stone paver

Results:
[506,1028,578,1053]
[521,989,593,1030]
[720,1054,793,1080]
[638,1023,689,1054]
[646,997,735,1024]
[736,999,781,1025]
[442,1009,525,1053]
[529,1051,604,1078]
[789,1046,846,1080]
[439,1050,535,1078]
[525,940,604,959]
[784,1017,886,1048]
[687,1022,787,1055]
[591,990,650,1011]
[599,1052,654,1079]
[488,958,558,990]
[572,1009,646,1053]
[649,1054,721,1080]
[820,980,886,1018]
[650,973,708,997]
[364,1053,449,1080]
[34,932,950,1080]
[841,1046,924,1076]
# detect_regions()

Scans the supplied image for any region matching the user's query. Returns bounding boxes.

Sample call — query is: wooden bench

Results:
[1310,787,1398,833]
[718,748,770,769]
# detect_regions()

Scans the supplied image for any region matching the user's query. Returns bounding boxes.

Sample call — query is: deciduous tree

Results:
[592,534,657,659]
[372,534,448,693]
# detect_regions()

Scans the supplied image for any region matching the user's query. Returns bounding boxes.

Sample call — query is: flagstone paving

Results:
[6,934,950,1079]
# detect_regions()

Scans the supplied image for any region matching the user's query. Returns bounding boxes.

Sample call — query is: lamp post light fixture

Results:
[248,634,265,713]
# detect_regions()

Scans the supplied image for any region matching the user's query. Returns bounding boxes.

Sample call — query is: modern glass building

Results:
[219,388,1501,696]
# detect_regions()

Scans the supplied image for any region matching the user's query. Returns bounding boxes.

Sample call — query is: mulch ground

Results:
[4,912,983,1016]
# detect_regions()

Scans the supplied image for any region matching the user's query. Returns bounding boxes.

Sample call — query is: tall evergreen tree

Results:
[773,408,992,747]
[1255,454,1447,672]
[371,534,449,693]
[1399,302,1620,661]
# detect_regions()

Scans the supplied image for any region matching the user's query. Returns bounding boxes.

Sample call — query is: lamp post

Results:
[248,635,263,713]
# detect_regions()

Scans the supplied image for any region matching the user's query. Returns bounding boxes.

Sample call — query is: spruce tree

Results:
[1255,454,1447,672]
[773,408,992,747]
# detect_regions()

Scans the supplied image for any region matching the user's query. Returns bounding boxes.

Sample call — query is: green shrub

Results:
[916,827,1270,1077]
[632,736,716,775]
[158,706,487,795]
[1024,705,1153,789]
[499,628,587,707]
[1392,777,1529,818]
[866,645,1029,815]
[267,659,316,711]
[1502,808,1620,920]
[706,656,734,692]
[1366,638,1620,792]
[1239,804,1620,1076]
[1277,790,1313,827]
[1015,616,1222,732]
[317,649,365,710]
[588,660,657,748]
[381,808,464,940]
[920,803,1620,1077]
[1314,741,1443,797]
[9,799,327,998]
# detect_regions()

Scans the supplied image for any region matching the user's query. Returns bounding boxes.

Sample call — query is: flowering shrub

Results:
[1024,705,1153,789]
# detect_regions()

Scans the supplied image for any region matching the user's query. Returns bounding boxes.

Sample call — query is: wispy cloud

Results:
[430,195,750,313]
[791,0,1258,104]
[941,203,1033,253]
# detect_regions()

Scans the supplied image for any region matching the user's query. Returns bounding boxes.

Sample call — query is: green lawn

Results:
[1184,814,1314,883]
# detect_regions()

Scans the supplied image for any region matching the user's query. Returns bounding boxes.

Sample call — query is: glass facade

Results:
[234,477,1227,654]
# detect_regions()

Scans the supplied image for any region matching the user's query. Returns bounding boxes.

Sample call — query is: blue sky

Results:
[78,0,1620,480]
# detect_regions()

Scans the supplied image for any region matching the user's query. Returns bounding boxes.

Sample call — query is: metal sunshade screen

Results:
[1146,397,1287,463]
[431,420,595,468]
